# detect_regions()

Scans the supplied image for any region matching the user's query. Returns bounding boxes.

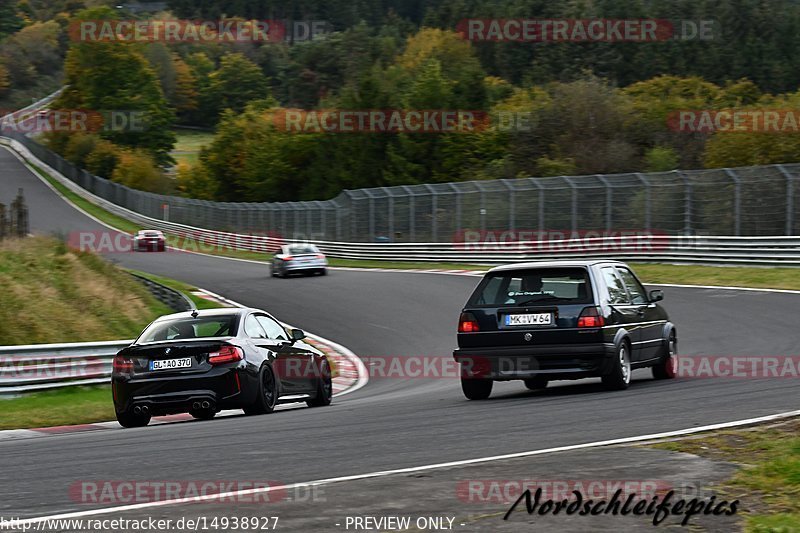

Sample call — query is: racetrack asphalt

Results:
[1,145,799,524]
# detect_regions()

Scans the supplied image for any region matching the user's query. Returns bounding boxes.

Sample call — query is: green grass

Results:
[650,420,800,531]
[171,128,214,166]
[127,270,225,310]
[630,263,800,292]
[0,237,172,345]
[0,386,114,430]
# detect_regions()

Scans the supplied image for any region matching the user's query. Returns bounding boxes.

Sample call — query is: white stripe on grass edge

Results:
[193,288,369,399]
[13,408,800,525]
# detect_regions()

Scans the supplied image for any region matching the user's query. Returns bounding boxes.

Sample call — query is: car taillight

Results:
[113,356,133,374]
[283,256,293,261]
[578,307,606,328]
[316,254,325,259]
[209,345,244,365]
[458,312,480,333]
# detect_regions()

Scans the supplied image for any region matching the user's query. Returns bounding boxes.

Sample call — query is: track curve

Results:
[1,144,799,519]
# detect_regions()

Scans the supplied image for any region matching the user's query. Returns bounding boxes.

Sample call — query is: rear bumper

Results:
[453,343,616,380]
[284,261,327,272]
[134,240,165,252]
[112,367,257,416]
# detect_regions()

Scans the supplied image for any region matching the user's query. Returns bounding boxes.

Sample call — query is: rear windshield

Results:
[137,315,239,343]
[469,268,593,307]
[287,245,318,254]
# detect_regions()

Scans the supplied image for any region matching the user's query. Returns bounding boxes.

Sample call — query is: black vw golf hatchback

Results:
[454,261,676,400]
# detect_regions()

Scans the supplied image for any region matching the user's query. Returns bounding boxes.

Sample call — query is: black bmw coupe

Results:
[112,308,333,427]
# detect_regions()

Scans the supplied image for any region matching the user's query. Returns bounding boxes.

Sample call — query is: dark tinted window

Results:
[286,245,318,255]
[469,268,592,306]
[601,268,630,304]
[138,315,239,343]
[617,268,648,305]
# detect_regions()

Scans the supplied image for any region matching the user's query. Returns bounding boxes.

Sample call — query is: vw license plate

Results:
[150,358,192,371]
[505,313,552,326]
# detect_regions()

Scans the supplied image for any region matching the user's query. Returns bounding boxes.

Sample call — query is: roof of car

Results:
[488,260,627,273]
[152,308,262,322]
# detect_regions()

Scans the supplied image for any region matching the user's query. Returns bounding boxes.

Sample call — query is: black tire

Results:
[190,408,216,420]
[320,269,327,276]
[653,331,677,380]
[602,341,632,390]
[244,365,278,415]
[116,410,151,428]
[270,264,277,277]
[307,359,333,407]
[524,376,549,390]
[461,377,493,400]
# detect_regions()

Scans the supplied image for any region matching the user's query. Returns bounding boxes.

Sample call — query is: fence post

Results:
[0,203,6,241]
[501,179,515,233]
[424,184,437,242]
[368,195,376,242]
[476,183,487,233]
[678,171,693,235]
[635,173,651,232]
[724,169,742,236]
[564,177,578,232]
[596,175,612,232]
[777,165,794,235]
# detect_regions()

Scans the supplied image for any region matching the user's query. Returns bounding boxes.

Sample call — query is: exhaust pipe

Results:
[201,401,210,409]
[192,402,201,410]
[133,406,142,414]
[141,406,150,415]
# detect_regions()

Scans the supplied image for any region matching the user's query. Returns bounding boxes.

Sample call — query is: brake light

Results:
[113,356,133,374]
[458,312,480,333]
[316,254,325,259]
[209,345,244,365]
[578,307,606,328]
[283,256,293,261]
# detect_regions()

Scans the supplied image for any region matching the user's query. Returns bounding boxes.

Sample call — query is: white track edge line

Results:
[14,408,800,525]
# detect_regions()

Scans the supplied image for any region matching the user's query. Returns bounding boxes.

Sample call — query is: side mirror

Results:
[649,289,664,303]
[290,328,306,342]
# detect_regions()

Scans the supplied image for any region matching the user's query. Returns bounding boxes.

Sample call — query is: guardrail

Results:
[0,340,131,396]
[129,273,195,312]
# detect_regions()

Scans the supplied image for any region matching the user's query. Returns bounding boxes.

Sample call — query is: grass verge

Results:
[127,269,224,310]
[0,386,113,430]
[650,419,800,531]
[0,236,172,345]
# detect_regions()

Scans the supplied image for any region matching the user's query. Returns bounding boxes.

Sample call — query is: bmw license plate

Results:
[150,358,192,371]
[505,313,552,326]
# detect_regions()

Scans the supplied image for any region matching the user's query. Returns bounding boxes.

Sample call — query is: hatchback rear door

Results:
[461,267,600,350]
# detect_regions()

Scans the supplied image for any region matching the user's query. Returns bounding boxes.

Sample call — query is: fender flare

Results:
[612,328,631,350]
